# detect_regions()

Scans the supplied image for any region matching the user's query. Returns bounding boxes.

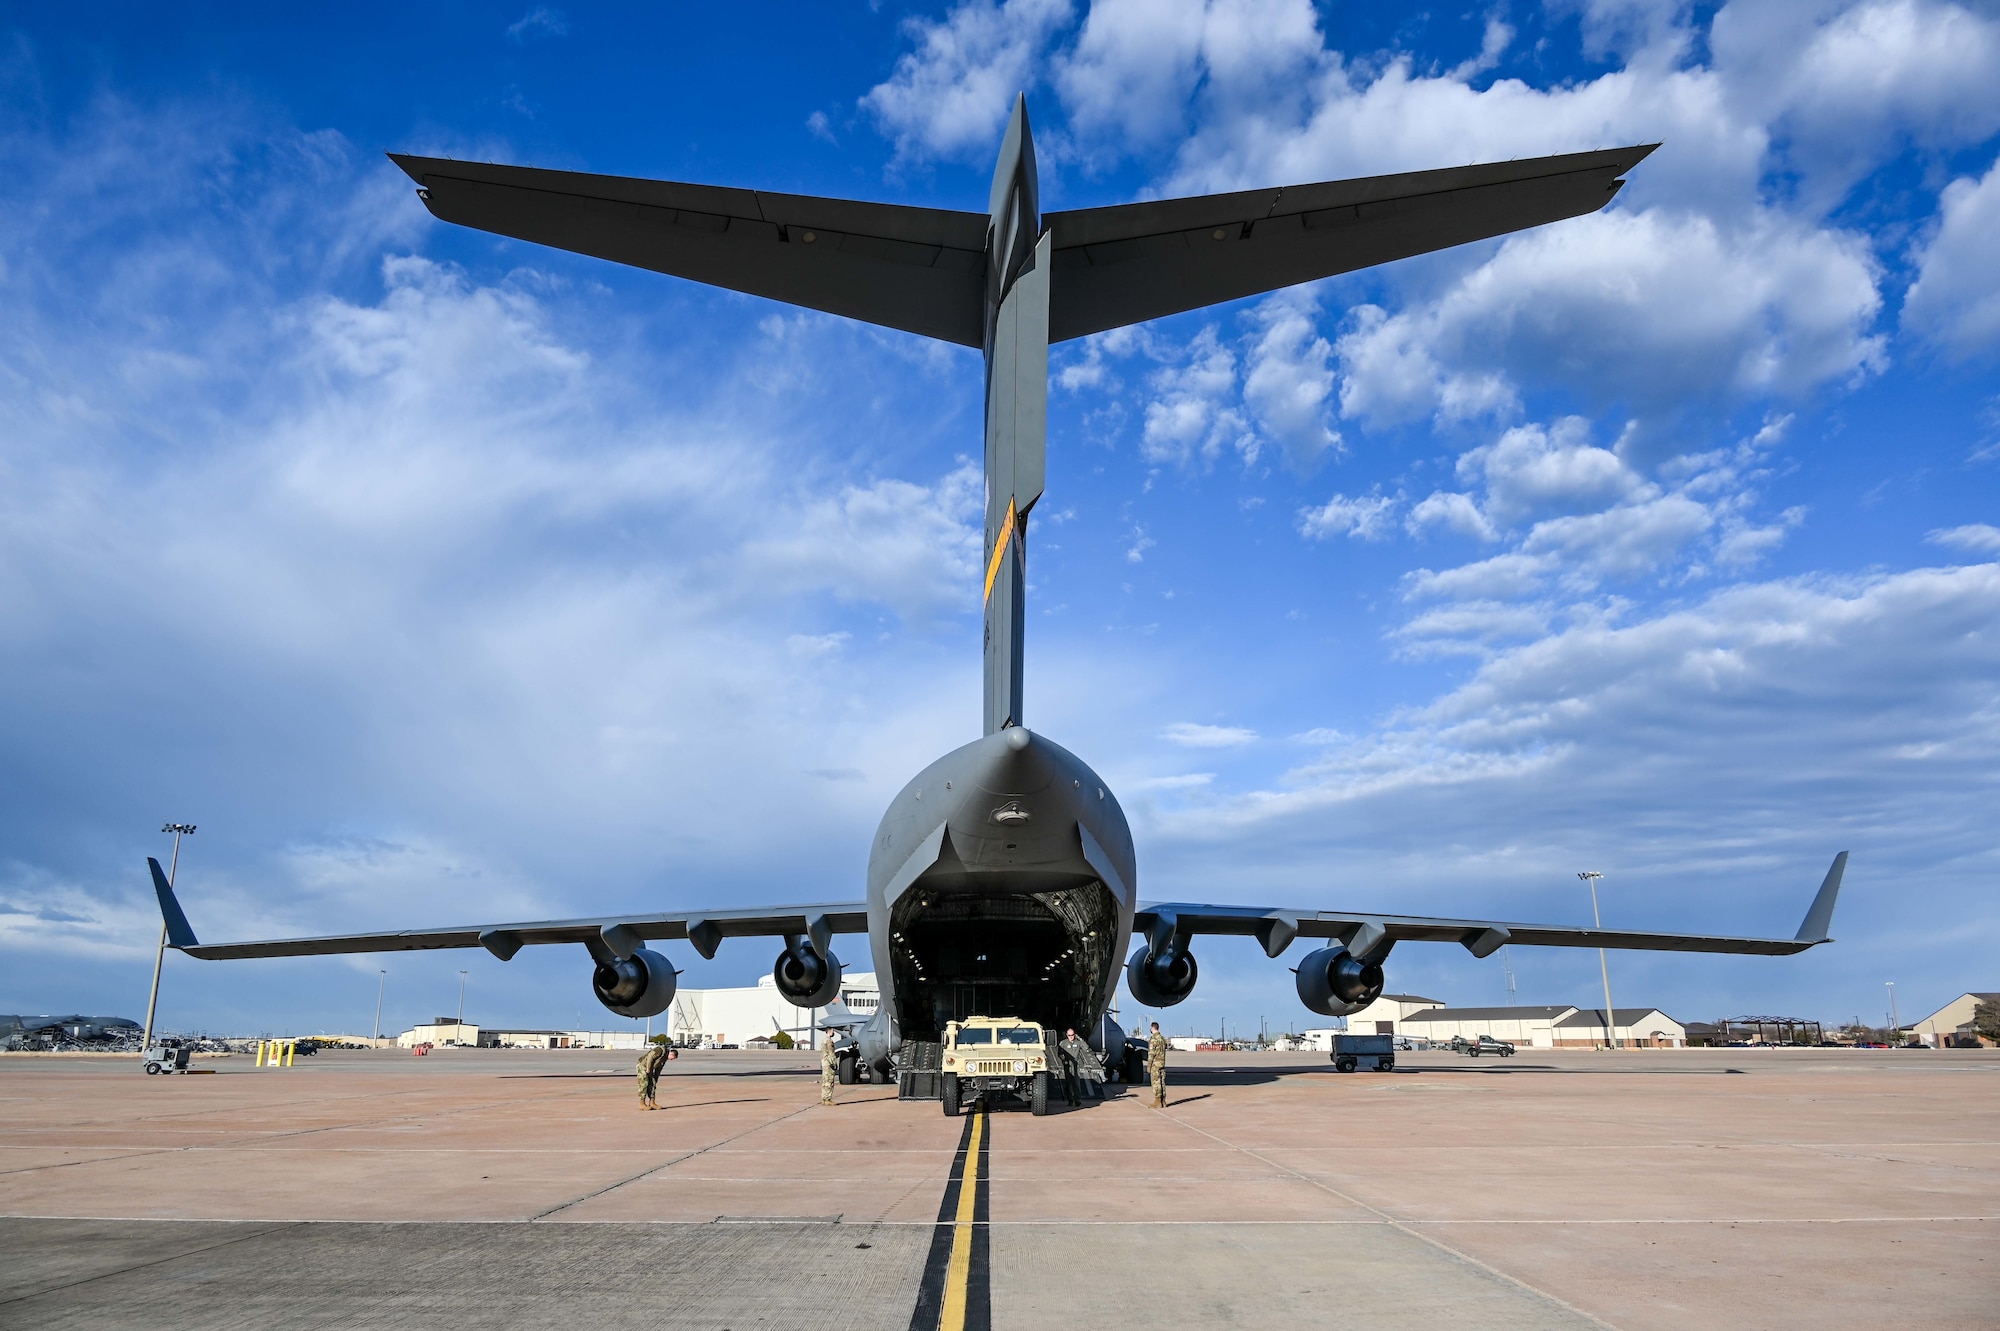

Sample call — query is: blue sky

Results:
[3,1,1996,1039]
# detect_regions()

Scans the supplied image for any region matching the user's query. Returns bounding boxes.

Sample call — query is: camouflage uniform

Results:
[820,1036,839,1106]
[1060,1034,1102,1103]
[636,1041,669,1110]
[1147,1030,1168,1108]
[1055,1042,1079,1106]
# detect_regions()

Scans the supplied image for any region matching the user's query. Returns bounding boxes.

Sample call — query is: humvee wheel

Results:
[1030,1070,1050,1116]
[941,1073,961,1117]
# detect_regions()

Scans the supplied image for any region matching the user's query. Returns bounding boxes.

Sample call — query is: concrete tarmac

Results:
[2,1046,1994,1328]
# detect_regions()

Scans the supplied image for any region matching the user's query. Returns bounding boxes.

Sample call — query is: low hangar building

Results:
[1399,1006,1686,1049]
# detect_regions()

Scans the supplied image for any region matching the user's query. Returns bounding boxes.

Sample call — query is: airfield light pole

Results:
[141,823,197,1052]
[1886,981,1900,1044]
[374,970,386,1042]
[458,970,467,1026]
[1579,871,1618,1049]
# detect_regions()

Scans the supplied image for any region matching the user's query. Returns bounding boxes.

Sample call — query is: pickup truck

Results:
[1450,1034,1516,1058]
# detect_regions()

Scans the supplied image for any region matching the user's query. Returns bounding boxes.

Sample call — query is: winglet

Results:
[1794,851,1847,943]
[147,858,200,950]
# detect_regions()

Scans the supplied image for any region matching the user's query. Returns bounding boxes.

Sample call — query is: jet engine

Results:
[1125,943,1198,1008]
[1293,945,1384,1017]
[592,947,677,1019]
[772,939,844,1008]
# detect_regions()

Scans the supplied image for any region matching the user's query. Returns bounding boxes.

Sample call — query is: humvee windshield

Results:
[997,1028,1041,1045]
[956,1028,992,1044]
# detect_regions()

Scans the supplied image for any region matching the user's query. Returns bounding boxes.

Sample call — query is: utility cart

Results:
[142,1039,193,1075]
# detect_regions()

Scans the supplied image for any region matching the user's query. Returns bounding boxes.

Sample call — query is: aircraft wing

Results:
[1045,144,1656,341]
[1133,852,1847,960]
[388,155,990,346]
[148,858,864,963]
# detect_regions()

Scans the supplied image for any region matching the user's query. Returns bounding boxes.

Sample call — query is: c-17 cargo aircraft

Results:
[148,97,1846,1093]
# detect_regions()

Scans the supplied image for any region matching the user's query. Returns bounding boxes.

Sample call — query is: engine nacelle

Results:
[1125,944,1198,1008]
[772,941,843,1008]
[1294,945,1384,1017]
[592,947,677,1019]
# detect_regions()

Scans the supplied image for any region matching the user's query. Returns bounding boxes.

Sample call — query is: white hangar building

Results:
[667,972,880,1049]
[1400,1005,1686,1049]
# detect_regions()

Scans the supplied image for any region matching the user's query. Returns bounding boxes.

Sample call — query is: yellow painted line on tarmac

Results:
[938,1105,984,1331]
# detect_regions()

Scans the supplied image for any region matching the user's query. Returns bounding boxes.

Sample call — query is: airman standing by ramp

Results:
[636,1039,669,1110]
[820,1034,839,1106]
[1147,1022,1168,1109]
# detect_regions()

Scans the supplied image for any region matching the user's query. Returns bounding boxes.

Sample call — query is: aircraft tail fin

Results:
[148,858,200,950]
[1794,851,1847,943]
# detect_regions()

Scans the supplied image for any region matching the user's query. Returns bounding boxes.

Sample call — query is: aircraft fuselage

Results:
[854,727,1135,1070]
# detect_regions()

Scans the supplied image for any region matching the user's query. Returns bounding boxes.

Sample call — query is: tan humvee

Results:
[939,1015,1055,1116]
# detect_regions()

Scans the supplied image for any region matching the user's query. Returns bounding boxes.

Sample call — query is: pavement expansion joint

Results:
[1154,1107,1622,1331]
[529,1101,819,1222]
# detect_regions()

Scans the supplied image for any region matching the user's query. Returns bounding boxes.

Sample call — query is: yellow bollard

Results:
[284,1039,295,1068]
[255,1041,266,1068]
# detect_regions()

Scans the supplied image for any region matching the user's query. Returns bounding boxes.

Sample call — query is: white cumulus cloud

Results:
[859,0,1074,164]
[1903,153,2000,360]
[1161,721,1258,748]
[1927,523,2000,554]
[1300,492,1396,541]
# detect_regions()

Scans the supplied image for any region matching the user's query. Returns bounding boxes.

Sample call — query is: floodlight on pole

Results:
[141,824,197,1052]
[1886,981,1899,1044]
[374,970,387,1042]
[1578,871,1619,1050]
[458,970,468,1026]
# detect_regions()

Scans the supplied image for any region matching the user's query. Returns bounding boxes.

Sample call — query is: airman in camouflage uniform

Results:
[636,1039,670,1110]
[1060,1029,1103,1103]
[1147,1022,1168,1109]
[820,1035,840,1106]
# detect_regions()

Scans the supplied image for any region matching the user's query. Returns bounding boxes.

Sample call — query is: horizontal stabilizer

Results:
[147,858,200,950]
[393,144,1652,352]
[1045,145,1655,341]
[389,155,989,346]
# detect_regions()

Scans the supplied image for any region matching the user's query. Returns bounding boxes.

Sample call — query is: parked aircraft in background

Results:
[149,97,1846,1089]
[4,1014,141,1048]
